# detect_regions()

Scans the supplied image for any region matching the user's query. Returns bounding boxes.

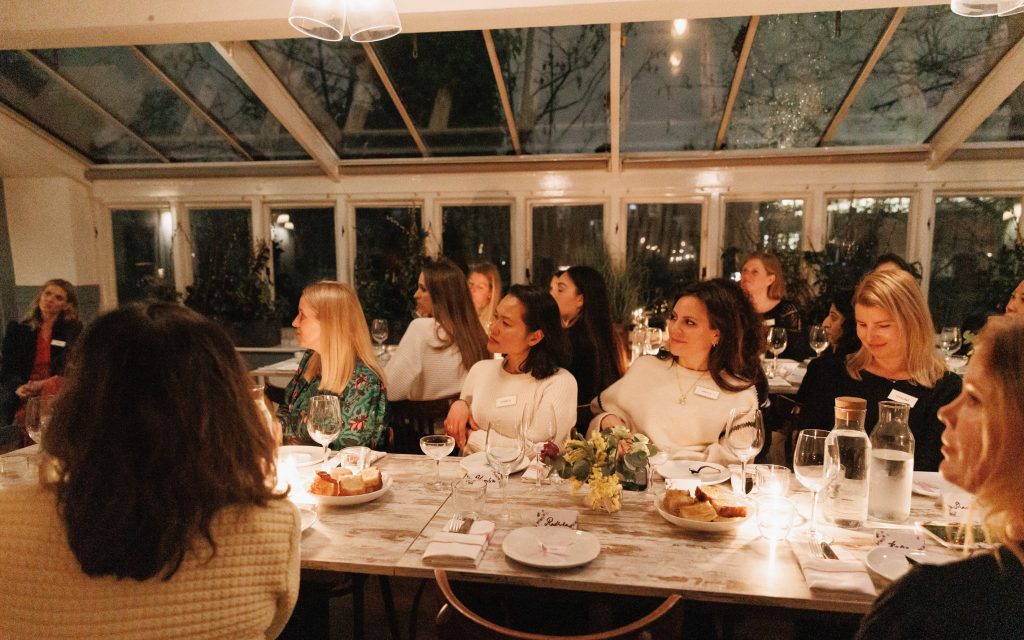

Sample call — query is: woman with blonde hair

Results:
[468,263,502,332]
[282,281,387,448]
[798,270,961,470]
[856,315,1024,639]
[739,250,809,360]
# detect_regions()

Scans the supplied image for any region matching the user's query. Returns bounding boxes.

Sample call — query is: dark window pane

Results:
[627,203,701,305]
[271,207,336,324]
[968,83,1024,143]
[138,43,308,161]
[354,206,424,337]
[930,196,1022,329]
[189,208,252,283]
[112,209,175,302]
[722,200,804,275]
[253,39,419,159]
[827,197,910,262]
[531,204,603,282]
[442,205,512,287]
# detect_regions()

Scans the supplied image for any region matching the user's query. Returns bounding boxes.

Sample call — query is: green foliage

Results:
[568,243,652,326]
[353,210,427,338]
[184,235,278,324]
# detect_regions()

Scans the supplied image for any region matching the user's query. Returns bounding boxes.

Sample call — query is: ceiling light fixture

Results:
[288,0,401,42]
[950,0,1024,16]
[672,18,688,36]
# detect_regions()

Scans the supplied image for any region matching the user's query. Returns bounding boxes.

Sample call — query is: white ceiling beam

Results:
[0,0,943,49]
[211,41,340,180]
[609,23,622,172]
[0,103,90,181]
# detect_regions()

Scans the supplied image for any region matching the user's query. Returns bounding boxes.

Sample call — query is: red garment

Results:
[29,327,52,382]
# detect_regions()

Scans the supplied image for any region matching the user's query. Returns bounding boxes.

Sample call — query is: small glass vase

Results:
[619,465,650,492]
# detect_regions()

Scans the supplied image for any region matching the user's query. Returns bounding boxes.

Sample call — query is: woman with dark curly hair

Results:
[0,302,299,639]
[592,279,765,463]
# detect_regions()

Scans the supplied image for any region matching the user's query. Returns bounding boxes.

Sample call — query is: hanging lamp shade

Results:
[950,0,1001,15]
[999,0,1024,14]
[347,0,402,42]
[289,0,346,41]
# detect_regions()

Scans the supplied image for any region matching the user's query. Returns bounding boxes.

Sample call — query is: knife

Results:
[819,541,839,560]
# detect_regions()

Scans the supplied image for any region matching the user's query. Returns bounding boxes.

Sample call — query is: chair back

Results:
[387,396,459,454]
[434,570,683,639]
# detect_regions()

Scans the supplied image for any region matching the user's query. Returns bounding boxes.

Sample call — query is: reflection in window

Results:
[441,205,512,287]
[189,208,252,283]
[930,196,1022,329]
[532,204,604,283]
[723,200,804,276]
[627,203,702,305]
[826,197,909,264]
[112,209,175,303]
[271,207,336,324]
[354,206,424,338]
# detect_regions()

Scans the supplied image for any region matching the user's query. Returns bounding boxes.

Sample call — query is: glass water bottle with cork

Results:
[824,396,871,528]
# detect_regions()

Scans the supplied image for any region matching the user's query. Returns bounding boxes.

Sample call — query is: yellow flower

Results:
[583,468,622,513]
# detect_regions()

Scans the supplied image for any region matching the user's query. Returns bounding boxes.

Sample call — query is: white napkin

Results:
[791,540,876,595]
[423,521,497,567]
[784,366,807,384]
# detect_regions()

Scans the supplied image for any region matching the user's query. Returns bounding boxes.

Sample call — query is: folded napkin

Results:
[791,540,876,596]
[423,521,497,567]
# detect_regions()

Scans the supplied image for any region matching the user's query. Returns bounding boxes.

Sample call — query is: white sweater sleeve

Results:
[528,369,578,446]
[384,319,429,401]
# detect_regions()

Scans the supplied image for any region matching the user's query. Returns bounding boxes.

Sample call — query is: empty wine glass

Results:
[419,435,455,489]
[726,408,764,495]
[24,395,55,444]
[307,395,342,465]
[767,327,787,377]
[794,429,839,543]
[808,325,829,358]
[486,420,526,522]
[530,404,557,487]
[939,326,961,359]
[371,319,389,357]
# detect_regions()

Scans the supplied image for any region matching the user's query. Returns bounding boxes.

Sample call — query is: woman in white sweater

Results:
[385,258,489,401]
[592,279,765,463]
[445,284,577,454]
[0,302,299,640]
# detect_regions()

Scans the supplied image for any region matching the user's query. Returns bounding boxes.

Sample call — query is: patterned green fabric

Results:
[281,350,388,449]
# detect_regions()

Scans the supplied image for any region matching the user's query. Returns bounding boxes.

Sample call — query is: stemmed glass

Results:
[808,325,829,358]
[371,319,389,358]
[307,395,342,466]
[793,429,839,543]
[939,327,961,360]
[530,404,557,487]
[725,408,764,495]
[767,327,788,377]
[24,395,54,444]
[486,419,526,522]
[419,435,455,489]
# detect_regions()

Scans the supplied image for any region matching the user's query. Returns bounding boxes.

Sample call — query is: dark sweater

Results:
[795,356,961,471]
[763,299,812,361]
[565,322,620,407]
[0,318,82,424]
[856,549,1024,640]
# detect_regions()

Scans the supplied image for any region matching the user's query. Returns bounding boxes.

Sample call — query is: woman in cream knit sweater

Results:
[0,302,300,639]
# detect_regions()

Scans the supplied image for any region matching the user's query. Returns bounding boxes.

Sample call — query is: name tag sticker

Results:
[763,318,776,327]
[495,395,517,408]
[50,339,67,347]
[693,386,720,400]
[874,528,926,550]
[887,389,918,408]
[533,509,578,529]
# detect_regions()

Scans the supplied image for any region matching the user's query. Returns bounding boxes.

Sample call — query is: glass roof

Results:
[968,83,1024,143]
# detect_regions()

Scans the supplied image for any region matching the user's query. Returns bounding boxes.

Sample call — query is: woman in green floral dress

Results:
[281,281,388,449]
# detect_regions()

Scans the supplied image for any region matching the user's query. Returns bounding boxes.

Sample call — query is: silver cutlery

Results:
[445,514,475,534]
[819,541,839,560]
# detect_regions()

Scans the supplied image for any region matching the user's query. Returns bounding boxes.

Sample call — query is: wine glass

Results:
[307,395,342,466]
[793,429,839,543]
[24,395,55,444]
[939,326,961,359]
[485,420,526,522]
[767,327,787,377]
[371,319,389,357]
[645,327,663,355]
[530,404,557,487]
[419,435,455,489]
[725,408,764,495]
[808,325,829,358]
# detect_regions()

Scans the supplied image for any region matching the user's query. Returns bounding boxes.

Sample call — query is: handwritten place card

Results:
[874,529,926,551]
[533,509,578,529]
[942,491,974,521]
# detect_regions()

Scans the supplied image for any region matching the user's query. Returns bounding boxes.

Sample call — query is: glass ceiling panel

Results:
[372,32,509,156]
[138,43,308,161]
[0,50,162,163]
[831,6,1014,147]
[968,83,1024,143]
[620,18,746,152]
[33,47,243,162]
[727,9,893,149]
[493,25,611,155]
[252,38,419,159]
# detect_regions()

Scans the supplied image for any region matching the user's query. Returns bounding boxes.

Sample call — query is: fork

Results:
[446,514,464,533]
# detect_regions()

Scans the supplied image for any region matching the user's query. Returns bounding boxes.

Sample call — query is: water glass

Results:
[337,446,370,473]
[757,496,796,541]
[0,455,28,479]
[486,420,526,522]
[452,477,487,520]
[755,464,791,497]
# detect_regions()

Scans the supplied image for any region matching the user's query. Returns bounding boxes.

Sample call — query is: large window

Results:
[627,202,701,306]
[188,207,252,283]
[722,199,804,276]
[112,208,175,303]
[930,196,1023,330]
[531,204,603,283]
[270,206,336,323]
[441,204,512,288]
[354,206,423,338]
[826,196,910,264]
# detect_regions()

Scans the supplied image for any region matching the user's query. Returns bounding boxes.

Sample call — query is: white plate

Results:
[298,505,317,532]
[656,460,729,485]
[912,471,952,497]
[502,527,601,569]
[865,547,956,582]
[654,491,751,532]
[306,473,393,506]
[460,451,530,476]
[280,446,329,468]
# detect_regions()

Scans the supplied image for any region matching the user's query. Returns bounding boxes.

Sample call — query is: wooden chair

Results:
[433,570,684,640]
[387,396,459,454]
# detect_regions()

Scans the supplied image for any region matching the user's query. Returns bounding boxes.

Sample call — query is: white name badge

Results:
[763,318,776,327]
[50,339,67,347]
[495,395,517,408]
[887,389,918,408]
[693,386,720,400]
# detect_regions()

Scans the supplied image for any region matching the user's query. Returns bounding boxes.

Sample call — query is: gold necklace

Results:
[674,364,707,405]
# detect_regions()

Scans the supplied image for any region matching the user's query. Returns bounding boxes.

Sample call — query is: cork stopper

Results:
[835,396,867,410]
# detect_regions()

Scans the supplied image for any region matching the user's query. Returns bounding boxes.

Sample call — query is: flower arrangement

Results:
[542,426,659,513]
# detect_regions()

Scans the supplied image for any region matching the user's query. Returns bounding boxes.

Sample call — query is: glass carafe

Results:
[868,401,914,523]
[824,397,871,529]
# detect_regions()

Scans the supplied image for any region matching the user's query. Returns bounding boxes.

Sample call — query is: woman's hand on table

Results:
[443,399,478,449]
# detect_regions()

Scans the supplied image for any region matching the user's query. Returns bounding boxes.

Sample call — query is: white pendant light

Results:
[289,0,346,42]
[348,0,402,42]
[999,0,1024,15]
[950,0,1024,16]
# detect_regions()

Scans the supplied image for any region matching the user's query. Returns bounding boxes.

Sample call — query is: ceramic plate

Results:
[460,451,530,477]
[280,446,329,468]
[502,527,601,569]
[865,547,956,582]
[298,505,318,532]
[654,491,750,532]
[656,460,729,485]
[306,473,393,506]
